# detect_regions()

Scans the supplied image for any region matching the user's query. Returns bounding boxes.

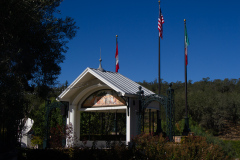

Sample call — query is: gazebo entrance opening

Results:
[143,108,161,134]
[80,111,126,142]
[138,84,175,141]
[79,89,128,144]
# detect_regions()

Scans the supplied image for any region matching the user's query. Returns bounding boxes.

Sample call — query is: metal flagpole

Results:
[157,0,163,134]
[183,19,190,136]
[158,1,161,96]
[115,35,118,72]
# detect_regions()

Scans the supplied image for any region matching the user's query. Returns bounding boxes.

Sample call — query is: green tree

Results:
[0,0,78,151]
[30,97,64,148]
[139,78,240,135]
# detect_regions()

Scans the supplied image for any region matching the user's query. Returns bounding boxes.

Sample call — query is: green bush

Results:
[189,121,239,158]
[31,136,43,147]
[132,133,230,160]
[18,148,69,160]
[18,134,232,160]
[18,146,133,160]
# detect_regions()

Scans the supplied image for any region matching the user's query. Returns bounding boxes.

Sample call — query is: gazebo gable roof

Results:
[58,67,155,101]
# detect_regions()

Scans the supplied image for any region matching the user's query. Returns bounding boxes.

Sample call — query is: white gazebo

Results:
[58,67,159,147]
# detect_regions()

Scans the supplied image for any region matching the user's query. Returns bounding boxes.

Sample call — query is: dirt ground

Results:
[218,122,240,140]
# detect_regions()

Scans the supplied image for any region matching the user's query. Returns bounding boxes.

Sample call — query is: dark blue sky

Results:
[56,0,240,85]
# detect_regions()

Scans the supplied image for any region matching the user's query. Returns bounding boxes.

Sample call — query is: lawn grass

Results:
[175,117,240,158]
[223,140,240,158]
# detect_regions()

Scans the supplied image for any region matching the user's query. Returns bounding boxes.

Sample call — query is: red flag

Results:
[158,8,164,39]
[115,39,119,72]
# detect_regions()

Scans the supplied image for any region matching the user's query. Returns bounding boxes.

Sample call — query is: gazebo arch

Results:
[43,101,68,149]
[137,84,175,141]
[73,83,110,106]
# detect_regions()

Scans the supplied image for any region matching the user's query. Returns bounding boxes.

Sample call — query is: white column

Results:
[130,98,139,139]
[126,108,131,144]
[75,110,81,145]
[66,110,70,126]
[126,98,139,145]
[68,104,77,147]
[65,109,70,148]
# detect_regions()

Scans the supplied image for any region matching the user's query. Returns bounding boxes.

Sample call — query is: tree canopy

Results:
[139,78,240,135]
[0,0,78,94]
[0,0,78,151]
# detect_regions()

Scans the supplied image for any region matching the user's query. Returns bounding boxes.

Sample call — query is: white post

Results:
[126,108,131,144]
[76,110,80,146]
[67,104,77,147]
[66,110,70,126]
[130,99,139,139]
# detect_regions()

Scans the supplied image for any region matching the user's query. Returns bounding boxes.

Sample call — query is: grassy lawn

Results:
[223,140,240,158]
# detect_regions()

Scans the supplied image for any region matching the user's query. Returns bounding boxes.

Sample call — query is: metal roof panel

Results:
[90,68,155,96]
[58,67,155,100]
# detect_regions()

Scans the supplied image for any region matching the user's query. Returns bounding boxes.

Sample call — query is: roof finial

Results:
[98,48,105,72]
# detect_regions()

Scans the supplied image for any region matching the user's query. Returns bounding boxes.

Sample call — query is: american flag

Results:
[158,9,164,39]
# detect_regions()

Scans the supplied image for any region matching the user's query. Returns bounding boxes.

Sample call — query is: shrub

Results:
[18,148,69,160]
[132,133,230,160]
[49,124,65,148]
[132,133,167,159]
[31,136,43,148]
[18,134,232,160]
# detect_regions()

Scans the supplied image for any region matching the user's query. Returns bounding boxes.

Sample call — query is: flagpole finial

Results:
[184,19,186,22]
[98,48,105,72]
[116,35,118,38]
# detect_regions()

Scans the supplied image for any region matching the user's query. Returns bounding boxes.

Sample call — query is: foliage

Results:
[223,140,240,158]
[49,124,65,148]
[80,112,126,140]
[0,0,78,92]
[18,146,133,160]
[138,78,240,134]
[0,0,78,151]
[30,101,46,145]
[31,136,43,148]
[65,123,81,148]
[132,133,230,160]
[174,116,239,158]
[29,98,64,147]
[32,121,78,149]
[29,82,68,140]
[18,134,231,160]
[18,148,70,160]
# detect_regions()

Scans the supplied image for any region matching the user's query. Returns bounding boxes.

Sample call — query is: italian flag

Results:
[185,25,189,66]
